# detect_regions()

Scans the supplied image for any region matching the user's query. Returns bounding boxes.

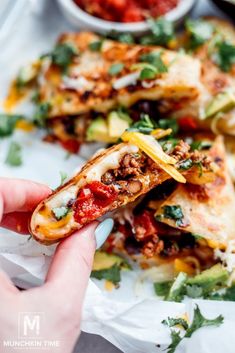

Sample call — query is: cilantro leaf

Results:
[164,305,224,353]
[128,114,156,134]
[160,138,179,153]
[162,317,189,330]
[186,284,203,298]
[108,32,134,44]
[89,40,103,52]
[52,206,70,220]
[108,63,124,76]
[185,305,224,338]
[51,43,77,72]
[166,330,182,353]
[213,41,235,72]
[157,119,179,135]
[140,51,168,73]
[162,205,184,225]
[5,141,22,167]
[186,19,214,50]
[33,102,51,127]
[190,140,212,151]
[91,263,121,285]
[139,65,157,80]
[154,281,172,296]
[0,114,22,137]
[141,18,175,46]
[178,158,193,171]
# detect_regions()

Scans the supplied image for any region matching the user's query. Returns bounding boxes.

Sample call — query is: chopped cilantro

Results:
[52,206,70,220]
[162,317,189,330]
[140,18,175,46]
[139,65,158,80]
[162,205,184,226]
[166,330,182,353]
[33,102,51,127]
[154,281,172,296]
[213,41,235,72]
[164,305,224,353]
[89,40,103,52]
[108,32,134,44]
[128,114,156,134]
[186,19,214,50]
[185,305,223,338]
[91,263,121,285]
[186,284,203,298]
[191,140,212,151]
[178,158,193,171]
[160,138,179,153]
[51,43,77,72]
[5,141,22,167]
[0,114,22,137]
[158,118,179,135]
[108,63,124,76]
[140,51,168,73]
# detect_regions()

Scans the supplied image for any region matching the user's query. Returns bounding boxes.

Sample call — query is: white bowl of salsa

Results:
[57,0,196,34]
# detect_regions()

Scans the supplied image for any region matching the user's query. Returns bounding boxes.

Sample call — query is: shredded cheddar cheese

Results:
[121,131,186,183]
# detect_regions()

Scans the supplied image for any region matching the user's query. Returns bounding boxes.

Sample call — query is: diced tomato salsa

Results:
[73,0,179,23]
[73,181,118,224]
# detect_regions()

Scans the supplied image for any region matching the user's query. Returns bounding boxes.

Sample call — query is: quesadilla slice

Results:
[30,132,214,244]
[155,136,235,249]
[6,31,203,148]
[169,17,235,136]
[102,136,229,272]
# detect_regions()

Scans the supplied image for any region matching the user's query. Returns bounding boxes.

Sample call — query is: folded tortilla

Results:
[30,139,212,245]
[155,136,235,249]
[38,32,202,118]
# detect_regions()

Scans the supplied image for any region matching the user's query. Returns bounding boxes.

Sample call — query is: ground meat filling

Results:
[101,152,159,196]
[117,209,198,259]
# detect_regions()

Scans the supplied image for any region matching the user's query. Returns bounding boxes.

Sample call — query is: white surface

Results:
[1,1,235,353]
[57,0,196,34]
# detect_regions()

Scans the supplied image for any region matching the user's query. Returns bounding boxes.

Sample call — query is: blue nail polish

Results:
[95,218,114,249]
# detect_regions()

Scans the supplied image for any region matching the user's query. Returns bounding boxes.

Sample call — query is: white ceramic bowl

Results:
[56,0,196,35]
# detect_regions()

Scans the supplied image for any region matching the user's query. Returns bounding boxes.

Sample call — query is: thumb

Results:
[45,219,113,310]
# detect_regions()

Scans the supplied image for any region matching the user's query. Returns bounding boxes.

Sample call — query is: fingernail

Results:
[95,218,114,249]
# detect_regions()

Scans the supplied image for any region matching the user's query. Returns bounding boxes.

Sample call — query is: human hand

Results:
[0,178,113,353]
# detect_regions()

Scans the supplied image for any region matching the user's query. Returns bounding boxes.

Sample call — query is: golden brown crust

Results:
[38,32,202,118]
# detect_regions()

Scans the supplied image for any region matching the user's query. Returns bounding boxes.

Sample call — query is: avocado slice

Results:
[107,111,132,138]
[165,272,188,302]
[91,251,131,285]
[86,117,116,143]
[187,263,229,294]
[92,251,130,271]
[204,91,235,119]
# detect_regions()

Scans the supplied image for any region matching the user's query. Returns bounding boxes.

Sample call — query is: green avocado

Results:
[187,263,229,292]
[91,251,131,285]
[205,91,235,119]
[92,251,129,271]
[86,117,115,143]
[107,111,132,139]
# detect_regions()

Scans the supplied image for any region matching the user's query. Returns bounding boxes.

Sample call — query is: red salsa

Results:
[73,0,179,23]
[73,181,118,224]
